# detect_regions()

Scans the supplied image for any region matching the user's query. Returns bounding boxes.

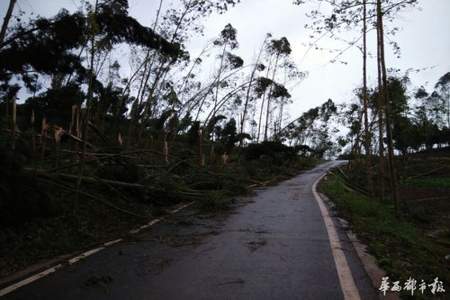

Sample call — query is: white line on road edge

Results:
[170,202,195,214]
[103,239,123,247]
[0,265,62,297]
[0,201,195,297]
[312,173,361,300]
[68,247,105,265]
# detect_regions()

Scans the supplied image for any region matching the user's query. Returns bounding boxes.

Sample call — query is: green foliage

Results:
[268,37,292,56]
[244,141,297,162]
[270,82,291,99]
[0,2,182,98]
[226,52,244,69]
[254,77,273,97]
[214,23,238,49]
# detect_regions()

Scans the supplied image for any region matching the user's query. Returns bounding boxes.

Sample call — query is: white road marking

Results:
[128,202,194,234]
[0,201,195,297]
[312,172,361,300]
[130,217,163,234]
[68,247,105,265]
[0,264,62,297]
[104,239,123,247]
[170,202,195,214]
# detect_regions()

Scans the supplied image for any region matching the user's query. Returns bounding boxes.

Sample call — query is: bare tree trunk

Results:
[362,0,374,195]
[239,37,268,147]
[0,0,16,44]
[276,98,284,136]
[276,70,288,137]
[377,0,400,213]
[447,91,450,128]
[212,44,228,122]
[31,110,36,154]
[198,128,204,167]
[163,132,169,164]
[128,0,164,145]
[41,118,48,160]
[257,56,273,143]
[257,94,266,143]
[375,4,385,201]
[136,0,164,104]
[210,42,227,161]
[1,0,16,128]
[11,96,16,150]
[76,0,98,205]
[140,0,193,128]
[264,53,280,141]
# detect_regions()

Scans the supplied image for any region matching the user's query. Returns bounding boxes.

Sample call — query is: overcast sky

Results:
[1,0,449,120]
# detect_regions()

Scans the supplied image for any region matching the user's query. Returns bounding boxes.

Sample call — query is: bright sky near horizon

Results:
[1,0,449,121]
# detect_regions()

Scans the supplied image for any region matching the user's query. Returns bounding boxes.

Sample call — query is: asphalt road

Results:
[3,161,377,300]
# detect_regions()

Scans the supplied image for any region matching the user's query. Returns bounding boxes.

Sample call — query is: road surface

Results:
[2,161,377,300]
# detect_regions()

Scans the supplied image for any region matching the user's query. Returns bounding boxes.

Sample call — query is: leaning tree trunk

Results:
[257,55,274,143]
[264,53,280,141]
[377,0,400,213]
[0,0,17,45]
[76,0,99,206]
[1,0,17,127]
[239,37,267,147]
[276,70,289,137]
[212,44,228,122]
[138,0,191,140]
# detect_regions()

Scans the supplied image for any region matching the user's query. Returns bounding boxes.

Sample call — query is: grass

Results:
[401,177,450,189]
[319,173,449,299]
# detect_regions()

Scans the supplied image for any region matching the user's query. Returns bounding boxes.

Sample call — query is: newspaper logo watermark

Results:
[379,276,445,296]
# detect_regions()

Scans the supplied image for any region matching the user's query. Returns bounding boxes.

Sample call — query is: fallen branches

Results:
[32,170,149,190]
[39,177,147,219]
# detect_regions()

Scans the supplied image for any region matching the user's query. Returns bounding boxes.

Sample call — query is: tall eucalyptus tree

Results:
[264,37,292,141]
[238,33,271,146]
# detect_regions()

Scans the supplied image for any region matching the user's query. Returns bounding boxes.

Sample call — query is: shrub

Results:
[244,141,297,162]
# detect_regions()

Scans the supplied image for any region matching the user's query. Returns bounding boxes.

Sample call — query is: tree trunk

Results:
[138,0,190,137]
[276,70,289,137]
[198,128,205,167]
[239,38,267,147]
[11,95,16,150]
[264,53,280,141]
[276,98,285,137]
[163,132,169,164]
[76,0,99,204]
[31,109,36,154]
[257,55,273,143]
[377,0,400,213]
[0,0,16,44]
[362,0,374,195]
[212,44,228,122]
[375,6,385,201]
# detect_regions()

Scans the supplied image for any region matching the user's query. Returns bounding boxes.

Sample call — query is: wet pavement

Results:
[3,161,377,300]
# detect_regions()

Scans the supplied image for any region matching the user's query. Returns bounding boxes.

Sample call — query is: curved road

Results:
[2,161,377,300]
